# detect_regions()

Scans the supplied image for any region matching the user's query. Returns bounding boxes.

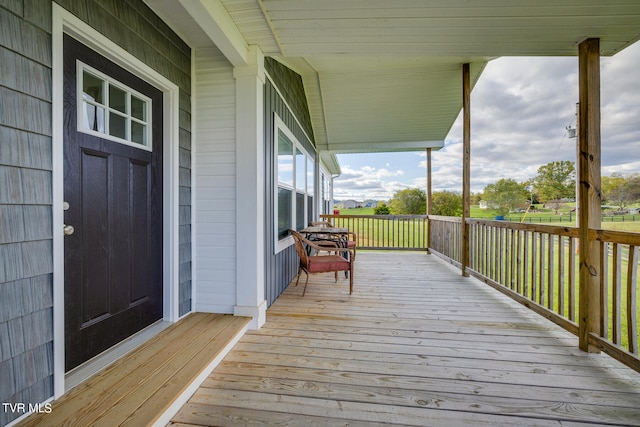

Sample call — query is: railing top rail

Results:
[465,218,580,237]
[591,228,640,245]
[428,215,462,223]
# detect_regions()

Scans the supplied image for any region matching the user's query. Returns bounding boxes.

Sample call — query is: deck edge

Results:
[151,316,251,427]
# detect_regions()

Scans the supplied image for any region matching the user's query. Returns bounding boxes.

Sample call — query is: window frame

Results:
[320,167,333,215]
[76,60,153,151]
[274,114,315,253]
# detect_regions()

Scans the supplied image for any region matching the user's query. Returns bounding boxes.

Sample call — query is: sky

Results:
[334,41,640,201]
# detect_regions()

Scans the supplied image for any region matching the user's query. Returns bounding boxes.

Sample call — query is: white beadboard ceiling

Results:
[146,0,640,156]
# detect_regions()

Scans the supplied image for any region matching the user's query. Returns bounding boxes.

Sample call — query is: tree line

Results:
[375,161,640,216]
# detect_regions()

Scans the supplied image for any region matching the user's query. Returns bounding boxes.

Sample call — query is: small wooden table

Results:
[299,226,349,237]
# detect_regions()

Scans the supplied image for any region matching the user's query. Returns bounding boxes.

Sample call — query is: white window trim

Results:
[319,165,332,215]
[274,113,314,253]
[76,61,153,151]
[52,3,182,398]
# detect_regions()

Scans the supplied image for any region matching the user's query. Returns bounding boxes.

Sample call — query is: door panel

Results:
[63,34,163,371]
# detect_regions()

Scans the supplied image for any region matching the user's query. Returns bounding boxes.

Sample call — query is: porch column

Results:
[461,63,471,276]
[578,38,602,352]
[426,148,432,253]
[233,46,267,329]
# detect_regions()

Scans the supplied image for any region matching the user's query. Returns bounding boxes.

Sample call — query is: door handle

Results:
[63,224,75,236]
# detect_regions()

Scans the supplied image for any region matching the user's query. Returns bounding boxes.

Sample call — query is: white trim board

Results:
[51,3,182,398]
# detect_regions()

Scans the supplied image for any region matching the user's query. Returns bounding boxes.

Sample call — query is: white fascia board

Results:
[328,139,445,153]
[320,152,341,176]
[178,0,248,66]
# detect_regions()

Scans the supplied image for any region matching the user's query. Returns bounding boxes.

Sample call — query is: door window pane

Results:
[109,112,126,139]
[109,85,127,113]
[83,71,104,104]
[131,96,146,121]
[83,102,105,133]
[131,121,147,145]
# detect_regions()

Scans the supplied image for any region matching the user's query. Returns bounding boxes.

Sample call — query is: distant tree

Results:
[626,174,640,204]
[483,179,529,217]
[389,188,426,214]
[534,160,575,213]
[374,201,391,215]
[603,173,640,208]
[470,192,482,205]
[431,191,463,216]
[602,173,627,206]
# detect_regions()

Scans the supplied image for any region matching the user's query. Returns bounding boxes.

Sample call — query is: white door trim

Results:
[52,3,181,398]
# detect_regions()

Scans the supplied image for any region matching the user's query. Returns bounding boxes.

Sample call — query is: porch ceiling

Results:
[145,0,640,154]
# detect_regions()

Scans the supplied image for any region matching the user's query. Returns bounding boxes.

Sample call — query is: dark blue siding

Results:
[263,60,316,307]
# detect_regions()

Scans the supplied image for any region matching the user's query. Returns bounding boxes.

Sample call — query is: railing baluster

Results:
[627,245,638,354]
[600,241,609,340]
[548,234,554,310]
[523,230,529,299]
[558,235,565,316]
[569,236,576,321]
[613,243,622,345]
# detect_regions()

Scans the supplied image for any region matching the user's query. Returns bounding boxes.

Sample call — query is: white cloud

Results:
[333,165,408,200]
[334,41,640,199]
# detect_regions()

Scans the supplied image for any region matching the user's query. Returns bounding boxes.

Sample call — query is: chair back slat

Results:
[290,230,309,268]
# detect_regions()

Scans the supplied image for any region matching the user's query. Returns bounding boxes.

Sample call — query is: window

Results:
[275,114,315,252]
[77,61,152,150]
[321,169,332,215]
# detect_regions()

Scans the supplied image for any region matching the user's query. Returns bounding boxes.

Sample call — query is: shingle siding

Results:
[0,0,192,423]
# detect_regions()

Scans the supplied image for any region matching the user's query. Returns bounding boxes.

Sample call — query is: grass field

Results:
[332,207,640,233]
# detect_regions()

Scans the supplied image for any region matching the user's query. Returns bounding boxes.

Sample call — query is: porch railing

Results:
[428,215,462,264]
[319,214,428,250]
[428,216,640,372]
[315,213,638,370]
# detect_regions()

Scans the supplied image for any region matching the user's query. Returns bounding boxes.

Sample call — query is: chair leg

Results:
[349,265,353,294]
[302,272,310,296]
[294,268,302,287]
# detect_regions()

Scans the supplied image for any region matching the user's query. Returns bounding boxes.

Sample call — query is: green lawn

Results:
[332,206,640,233]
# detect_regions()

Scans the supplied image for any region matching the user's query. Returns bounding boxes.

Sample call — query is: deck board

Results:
[17,313,250,427]
[170,252,640,426]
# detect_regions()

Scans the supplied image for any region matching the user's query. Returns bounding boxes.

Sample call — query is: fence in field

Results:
[319,214,428,250]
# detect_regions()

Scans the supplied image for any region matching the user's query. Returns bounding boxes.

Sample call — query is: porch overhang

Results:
[144,0,640,156]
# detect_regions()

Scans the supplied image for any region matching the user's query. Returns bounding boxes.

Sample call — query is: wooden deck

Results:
[17,313,250,427]
[171,252,640,426]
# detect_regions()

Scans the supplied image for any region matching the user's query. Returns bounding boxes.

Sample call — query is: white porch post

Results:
[233,46,266,329]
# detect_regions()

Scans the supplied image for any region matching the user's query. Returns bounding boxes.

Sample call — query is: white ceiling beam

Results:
[178,0,249,66]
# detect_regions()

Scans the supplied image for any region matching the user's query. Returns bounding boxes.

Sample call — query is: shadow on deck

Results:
[171,252,640,426]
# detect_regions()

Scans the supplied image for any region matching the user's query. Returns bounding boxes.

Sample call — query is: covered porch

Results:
[171,251,640,426]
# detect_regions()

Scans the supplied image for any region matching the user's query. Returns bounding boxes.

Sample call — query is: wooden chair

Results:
[289,229,355,296]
